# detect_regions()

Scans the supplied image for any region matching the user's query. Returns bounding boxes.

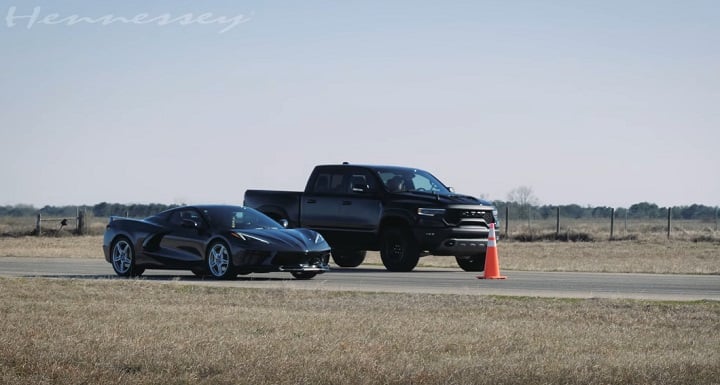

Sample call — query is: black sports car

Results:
[102,205,331,280]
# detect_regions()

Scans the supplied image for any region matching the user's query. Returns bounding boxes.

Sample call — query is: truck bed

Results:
[243,190,302,227]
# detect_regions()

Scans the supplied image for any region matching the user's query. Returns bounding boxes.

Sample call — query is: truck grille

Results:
[444,209,495,227]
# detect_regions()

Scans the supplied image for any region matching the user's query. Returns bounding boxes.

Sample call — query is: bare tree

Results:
[507,186,540,221]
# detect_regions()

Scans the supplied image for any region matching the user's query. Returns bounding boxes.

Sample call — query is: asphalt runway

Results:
[1,257,718,301]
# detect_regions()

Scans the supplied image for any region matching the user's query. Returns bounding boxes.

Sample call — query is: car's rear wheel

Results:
[207,241,235,279]
[331,250,366,267]
[380,227,420,272]
[455,253,486,272]
[291,271,317,280]
[111,237,144,277]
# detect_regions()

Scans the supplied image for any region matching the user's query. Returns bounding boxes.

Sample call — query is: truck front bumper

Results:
[415,226,493,256]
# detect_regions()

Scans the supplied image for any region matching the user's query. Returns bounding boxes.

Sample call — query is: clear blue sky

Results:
[1,0,718,208]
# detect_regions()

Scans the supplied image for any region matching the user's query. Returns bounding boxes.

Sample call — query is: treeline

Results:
[0,201,717,220]
[493,201,718,220]
[0,203,178,218]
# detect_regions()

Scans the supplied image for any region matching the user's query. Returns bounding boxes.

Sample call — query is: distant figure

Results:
[387,176,405,192]
[57,218,68,236]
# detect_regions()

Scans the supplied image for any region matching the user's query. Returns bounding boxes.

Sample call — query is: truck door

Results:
[300,167,382,246]
[300,170,346,233]
[340,170,382,231]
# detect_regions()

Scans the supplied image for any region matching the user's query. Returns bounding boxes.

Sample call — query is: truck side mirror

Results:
[351,184,369,193]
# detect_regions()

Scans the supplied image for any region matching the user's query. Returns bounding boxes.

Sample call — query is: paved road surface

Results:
[1,257,718,301]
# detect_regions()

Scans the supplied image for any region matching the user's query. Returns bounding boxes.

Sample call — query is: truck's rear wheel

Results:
[380,227,419,272]
[331,250,366,267]
[455,253,486,272]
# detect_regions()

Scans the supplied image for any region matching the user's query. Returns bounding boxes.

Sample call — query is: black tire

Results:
[206,241,235,279]
[455,253,486,272]
[291,271,318,280]
[331,250,366,267]
[380,227,420,272]
[111,236,144,277]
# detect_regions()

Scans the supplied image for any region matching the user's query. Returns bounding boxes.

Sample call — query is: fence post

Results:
[610,208,615,240]
[555,206,560,236]
[36,214,41,236]
[667,207,671,239]
[505,206,509,238]
[624,209,628,234]
[77,210,86,235]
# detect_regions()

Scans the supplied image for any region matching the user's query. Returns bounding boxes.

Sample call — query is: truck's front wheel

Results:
[380,227,420,272]
[455,253,486,272]
[331,250,366,267]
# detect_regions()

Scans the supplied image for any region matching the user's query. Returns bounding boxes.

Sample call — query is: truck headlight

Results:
[417,208,446,216]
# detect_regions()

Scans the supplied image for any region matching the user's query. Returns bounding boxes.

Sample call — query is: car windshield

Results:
[203,206,283,230]
[375,167,452,194]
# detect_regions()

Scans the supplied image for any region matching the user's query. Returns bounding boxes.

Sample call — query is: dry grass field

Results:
[1,217,718,384]
[1,278,718,385]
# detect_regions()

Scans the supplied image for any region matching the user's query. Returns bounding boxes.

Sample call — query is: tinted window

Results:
[203,206,281,230]
[168,209,204,227]
[312,172,346,194]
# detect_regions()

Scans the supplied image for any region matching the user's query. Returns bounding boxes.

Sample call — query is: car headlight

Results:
[417,208,446,216]
[231,232,270,244]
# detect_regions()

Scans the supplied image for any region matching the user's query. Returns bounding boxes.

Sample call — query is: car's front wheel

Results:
[455,253,486,272]
[331,250,366,267]
[111,237,144,277]
[206,241,235,279]
[380,227,420,272]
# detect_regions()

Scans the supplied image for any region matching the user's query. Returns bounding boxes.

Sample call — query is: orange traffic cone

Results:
[477,223,506,279]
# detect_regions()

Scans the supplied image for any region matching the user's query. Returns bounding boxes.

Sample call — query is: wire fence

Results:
[501,207,719,242]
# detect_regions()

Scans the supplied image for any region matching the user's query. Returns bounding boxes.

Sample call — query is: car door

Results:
[153,208,210,267]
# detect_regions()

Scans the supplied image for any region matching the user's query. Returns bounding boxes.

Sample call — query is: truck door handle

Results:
[342,201,352,206]
[306,199,316,204]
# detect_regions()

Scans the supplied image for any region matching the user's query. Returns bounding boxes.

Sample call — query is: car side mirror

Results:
[278,219,289,228]
[448,187,455,193]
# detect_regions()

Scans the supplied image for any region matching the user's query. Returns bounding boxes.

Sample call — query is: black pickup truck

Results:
[244,163,499,272]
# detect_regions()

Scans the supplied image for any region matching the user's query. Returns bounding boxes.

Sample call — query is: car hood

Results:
[390,191,494,207]
[231,228,329,252]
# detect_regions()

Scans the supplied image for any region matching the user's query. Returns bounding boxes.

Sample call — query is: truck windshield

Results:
[376,168,452,194]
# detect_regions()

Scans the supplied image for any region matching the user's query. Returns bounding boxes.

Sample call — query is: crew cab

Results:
[243,163,499,272]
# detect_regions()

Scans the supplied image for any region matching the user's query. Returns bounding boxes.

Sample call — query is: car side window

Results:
[168,209,203,228]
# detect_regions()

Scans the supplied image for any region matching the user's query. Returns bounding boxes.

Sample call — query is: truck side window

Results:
[314,174,330,193]
[313,172,345,194]
[348,171,376,193]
